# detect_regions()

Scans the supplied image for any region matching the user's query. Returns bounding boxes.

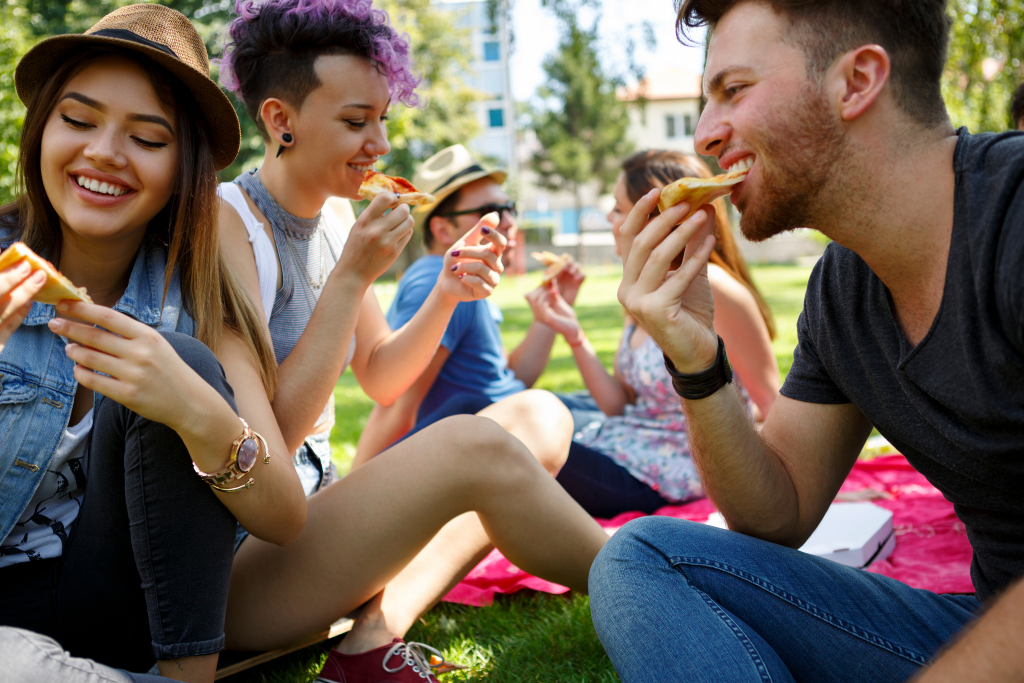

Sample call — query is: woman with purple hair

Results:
[215,1,608,681]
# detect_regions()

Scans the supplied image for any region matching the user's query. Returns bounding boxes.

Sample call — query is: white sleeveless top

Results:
[217,182,277,323]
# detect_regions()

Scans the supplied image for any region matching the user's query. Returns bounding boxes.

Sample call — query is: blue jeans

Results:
[589,517,980,683]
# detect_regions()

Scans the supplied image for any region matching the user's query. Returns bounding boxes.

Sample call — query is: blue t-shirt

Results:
[386,255,526,414]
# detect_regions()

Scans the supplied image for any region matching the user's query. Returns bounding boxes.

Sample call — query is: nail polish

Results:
[451,250,460,257]
[481,227,490,235]
[450,264,458,272]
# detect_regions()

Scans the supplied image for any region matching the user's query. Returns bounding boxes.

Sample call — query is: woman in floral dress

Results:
[531,150,781,517]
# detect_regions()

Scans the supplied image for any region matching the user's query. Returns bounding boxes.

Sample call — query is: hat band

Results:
[434,164,485,195]
[90,28,179,59]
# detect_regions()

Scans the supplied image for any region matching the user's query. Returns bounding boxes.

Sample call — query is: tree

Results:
[943,0,1024,132]
[527,0,634,261]
[373,0,482,181]
[0,1,33,205]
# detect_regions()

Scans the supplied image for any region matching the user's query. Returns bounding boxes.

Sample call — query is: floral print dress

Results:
[573,323,754,503]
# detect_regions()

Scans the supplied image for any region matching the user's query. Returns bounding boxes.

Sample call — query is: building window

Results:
[488,108,505,128]
[665,115,676,138]
[684,114,693,136]
[483,41,500,61]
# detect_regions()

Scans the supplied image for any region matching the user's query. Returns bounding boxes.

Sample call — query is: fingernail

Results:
[451,250,460,257]
[458,274,465,279]
[481,227,490,235]
[56,301,69,312]
[48,318,60,330]
[30,270,46,282]
[646,189,658,198]
[450,264,458,272]
[15,261,31,274]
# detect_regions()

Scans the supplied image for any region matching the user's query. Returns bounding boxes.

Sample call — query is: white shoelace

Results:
[382,641,443,680]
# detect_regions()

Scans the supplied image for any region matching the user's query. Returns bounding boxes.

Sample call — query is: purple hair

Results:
[219,0,420,135]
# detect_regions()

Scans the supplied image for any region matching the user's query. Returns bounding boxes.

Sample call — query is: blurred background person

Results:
[530,150,780,518]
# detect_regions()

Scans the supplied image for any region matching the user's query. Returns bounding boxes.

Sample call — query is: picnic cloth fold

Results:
[442,455,974,606]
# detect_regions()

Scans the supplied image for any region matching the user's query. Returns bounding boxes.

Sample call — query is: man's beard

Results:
[738,85,848,242]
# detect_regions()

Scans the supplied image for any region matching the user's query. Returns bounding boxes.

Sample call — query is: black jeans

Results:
[556,441,674,518]
[0,332,238,673]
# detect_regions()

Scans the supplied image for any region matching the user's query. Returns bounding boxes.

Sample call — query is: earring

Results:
[276,133,293,158]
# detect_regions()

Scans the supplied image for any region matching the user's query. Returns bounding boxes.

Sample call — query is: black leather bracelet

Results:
[663,336,733,400]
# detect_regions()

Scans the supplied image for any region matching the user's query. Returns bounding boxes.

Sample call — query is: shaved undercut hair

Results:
[676,0,952,127]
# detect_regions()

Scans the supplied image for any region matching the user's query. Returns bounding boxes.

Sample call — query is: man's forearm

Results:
[913,578,1024,683]
[508,321,558,387]
[683,387,803,545]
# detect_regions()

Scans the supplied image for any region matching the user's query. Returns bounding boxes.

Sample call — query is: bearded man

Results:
[591,1,1024,682]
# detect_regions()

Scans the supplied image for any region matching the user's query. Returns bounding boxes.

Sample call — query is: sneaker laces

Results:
[382,641,443,680]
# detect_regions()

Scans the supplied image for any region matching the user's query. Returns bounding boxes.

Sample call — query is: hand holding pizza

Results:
[439,212,506,302]
[0,258,47,352]
[526,283,582,342]
[336,192,415,287]
[617,188,721,374]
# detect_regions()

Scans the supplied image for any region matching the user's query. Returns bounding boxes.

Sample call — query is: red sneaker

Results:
[316,638,460,683]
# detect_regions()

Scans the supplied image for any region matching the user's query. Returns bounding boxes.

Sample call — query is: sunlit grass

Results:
[228,264,812,682]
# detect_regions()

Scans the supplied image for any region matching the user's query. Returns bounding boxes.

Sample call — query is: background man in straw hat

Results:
[353,144,591,463]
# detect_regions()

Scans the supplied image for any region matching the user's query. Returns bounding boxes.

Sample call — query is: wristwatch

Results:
[193,418,270,491]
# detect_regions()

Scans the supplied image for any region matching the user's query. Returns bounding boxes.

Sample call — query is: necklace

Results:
[248,170,337,312]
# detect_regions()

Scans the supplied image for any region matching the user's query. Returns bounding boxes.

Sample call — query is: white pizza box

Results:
[705,502,895,568]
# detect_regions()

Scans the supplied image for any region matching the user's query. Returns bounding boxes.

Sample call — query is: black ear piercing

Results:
[276,133,294,158]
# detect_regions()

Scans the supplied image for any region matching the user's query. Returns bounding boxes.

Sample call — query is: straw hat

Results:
[15,3,240,171]
[412,144,507,232]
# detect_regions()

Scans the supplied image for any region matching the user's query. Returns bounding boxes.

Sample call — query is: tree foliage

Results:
[373,0,481,181]
[528,0,633,203]
[944,0,1024,132]
[0,1,32,204]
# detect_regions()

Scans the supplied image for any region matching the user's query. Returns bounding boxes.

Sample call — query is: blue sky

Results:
[508,0,707,102]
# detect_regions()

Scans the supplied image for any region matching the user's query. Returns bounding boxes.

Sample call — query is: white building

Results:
[436,0,517,175]
[620,67,704,154]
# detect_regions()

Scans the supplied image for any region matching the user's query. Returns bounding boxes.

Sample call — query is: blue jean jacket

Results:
[0,230,194,546]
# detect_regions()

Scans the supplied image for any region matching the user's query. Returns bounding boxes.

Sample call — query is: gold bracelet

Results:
[210,478,256,493]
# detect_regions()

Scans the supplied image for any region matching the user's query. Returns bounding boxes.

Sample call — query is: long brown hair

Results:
[621,149,776,339]
[0,47,277,395]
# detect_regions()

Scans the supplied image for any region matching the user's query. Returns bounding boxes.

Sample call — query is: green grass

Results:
[230,264,813,683]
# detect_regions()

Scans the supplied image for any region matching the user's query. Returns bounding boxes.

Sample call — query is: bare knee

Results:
[432,414,543,485]
[479,390,573,475]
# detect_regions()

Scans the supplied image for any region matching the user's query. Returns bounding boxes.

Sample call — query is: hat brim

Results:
[15,33,240,171]
[413,168,508,233]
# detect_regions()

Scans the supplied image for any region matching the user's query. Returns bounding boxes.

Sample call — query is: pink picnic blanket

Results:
[442,455,974,606]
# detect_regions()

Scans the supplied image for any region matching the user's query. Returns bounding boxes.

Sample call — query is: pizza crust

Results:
[0,242,93,305]
[531,250,572,285]
[657,168,749,219]
[358,170,436,206]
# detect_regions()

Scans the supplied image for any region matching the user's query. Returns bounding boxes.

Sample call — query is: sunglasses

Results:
[439,201,518,220]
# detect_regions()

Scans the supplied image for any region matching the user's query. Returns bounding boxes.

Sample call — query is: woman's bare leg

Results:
[338,390,574,653]
[224,411,605,651]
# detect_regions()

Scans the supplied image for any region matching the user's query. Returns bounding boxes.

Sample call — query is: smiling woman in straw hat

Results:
[211,1,608,681]
[0,4,308,681]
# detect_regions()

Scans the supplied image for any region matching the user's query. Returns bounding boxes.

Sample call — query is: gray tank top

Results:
[235,170,356,493]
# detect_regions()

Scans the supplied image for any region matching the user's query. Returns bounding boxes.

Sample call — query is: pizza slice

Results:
[657,167,750,219]
[357,170,436,206]
[531,250,573,285]
[0,241,92,305]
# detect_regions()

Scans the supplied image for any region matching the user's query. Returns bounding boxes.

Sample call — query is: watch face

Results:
[237,437,259,472]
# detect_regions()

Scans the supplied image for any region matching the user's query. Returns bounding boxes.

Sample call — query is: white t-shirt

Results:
[0,411,92,567]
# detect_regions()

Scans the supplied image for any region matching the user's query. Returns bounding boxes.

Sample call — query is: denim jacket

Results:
[0,227,194,545]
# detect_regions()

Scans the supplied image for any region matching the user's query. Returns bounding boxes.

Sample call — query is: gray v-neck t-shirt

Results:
[780,129,1024,603]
